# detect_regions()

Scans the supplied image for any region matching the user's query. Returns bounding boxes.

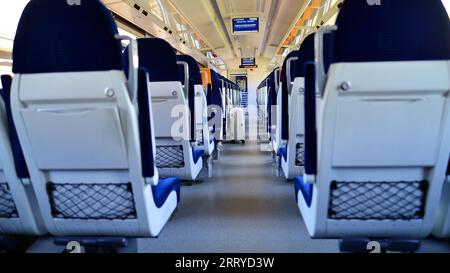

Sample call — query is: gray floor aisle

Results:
[139,141,339,253]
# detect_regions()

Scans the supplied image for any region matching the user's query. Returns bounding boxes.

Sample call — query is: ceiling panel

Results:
[169,0,308,71]
[264,0,308,58]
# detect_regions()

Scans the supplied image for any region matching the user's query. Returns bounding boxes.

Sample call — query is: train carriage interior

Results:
[0,0,450,257]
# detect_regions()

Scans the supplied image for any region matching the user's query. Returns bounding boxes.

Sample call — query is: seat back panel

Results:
[21,106,128,169]
[17,74,129,170]
[149,82,189,140]
[332,95,445,167]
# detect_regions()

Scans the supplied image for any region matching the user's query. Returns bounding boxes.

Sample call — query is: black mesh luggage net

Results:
[329,181,427,220]
[47,183,137,220]
[0,183,18,219]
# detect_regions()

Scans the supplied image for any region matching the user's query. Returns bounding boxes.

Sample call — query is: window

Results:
[294,34,301,46]
[148,0,165,23]
[443,0,450,17]
[0,0,29,75]
[191,35,202,49]
[0,0,28,40]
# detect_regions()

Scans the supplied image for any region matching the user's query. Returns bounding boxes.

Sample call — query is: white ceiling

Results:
[168,0,308,71]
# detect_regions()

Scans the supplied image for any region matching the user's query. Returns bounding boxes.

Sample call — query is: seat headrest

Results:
[282,50,298,84]
[210,70,221,90]
[13,0,123,74]
[295,34,315,78]
[208,70,222,107]
[332,0,450,63]
[177,55,202,85]
[131,38,180,82]
[267,73,274,88]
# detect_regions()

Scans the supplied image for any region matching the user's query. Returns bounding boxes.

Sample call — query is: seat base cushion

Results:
[192,147,204,164]
[209,135,216,144]
[295,176,313,208]
[277,145,287,161]
[152,177,180,208]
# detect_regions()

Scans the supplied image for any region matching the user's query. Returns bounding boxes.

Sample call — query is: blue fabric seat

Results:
[152,177,181,208]
[0,75,30,179]
[329,0,450,65]
[295,0,450,240]
[192,147,204,164]
[136,68,156,179]
[208,70,223,109]
[301,0,450,180]
[266,72,276,134]
[14,0,179,211]
[126,38,180,82]
[295,35,315,78]
[294,35,316,178]
[13,0,123,74]
[280,50,298,141]
[277,145,287,162]
[207,70,223,134]
[126,39,203,180]
[295,176,313,208]
[9,0,181,238]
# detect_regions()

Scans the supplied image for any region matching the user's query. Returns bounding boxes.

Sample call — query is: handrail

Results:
[177,61,190,98]
[116,35,138,105]
[286,56,299,95]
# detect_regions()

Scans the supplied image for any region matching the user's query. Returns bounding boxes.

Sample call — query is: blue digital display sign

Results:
[240,58,257,69]
[232,17,259,34]
[241,58,256,66]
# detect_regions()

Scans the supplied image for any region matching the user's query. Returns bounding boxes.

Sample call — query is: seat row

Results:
[216,73,245,143]
[0,0,234,250]
[200,68,243,146]
[257,0,450,241]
